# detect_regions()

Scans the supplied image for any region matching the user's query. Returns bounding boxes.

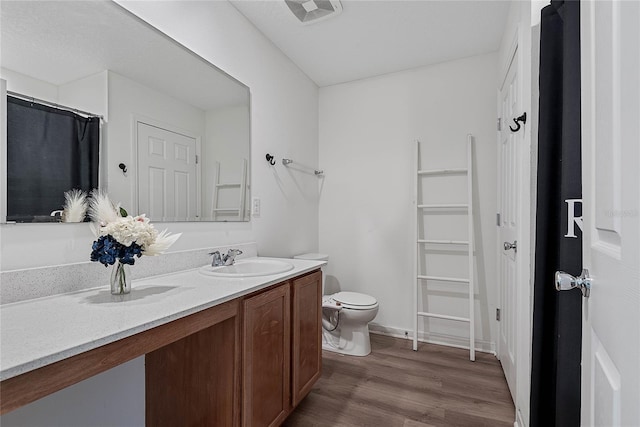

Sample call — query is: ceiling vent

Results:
[284,0,342,25]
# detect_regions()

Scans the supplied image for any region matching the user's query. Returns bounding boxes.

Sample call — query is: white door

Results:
[498,47,519,401]
[580,1,640,425]
[137,122,197,221]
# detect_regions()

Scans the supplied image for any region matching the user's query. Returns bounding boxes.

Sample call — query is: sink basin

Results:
[199,259,294,278]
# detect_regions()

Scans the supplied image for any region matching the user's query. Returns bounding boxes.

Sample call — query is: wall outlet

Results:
[252,197,260,217]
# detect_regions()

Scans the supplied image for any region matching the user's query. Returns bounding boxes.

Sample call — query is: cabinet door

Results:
[291,270,322,406]
[146,301,241,427]
[243,283,291,427]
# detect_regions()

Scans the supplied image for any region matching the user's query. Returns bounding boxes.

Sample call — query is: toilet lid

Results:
[332,291,377,307]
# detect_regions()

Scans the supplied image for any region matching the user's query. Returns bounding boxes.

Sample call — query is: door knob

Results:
[555,269,592,298]
[503,240,517,252]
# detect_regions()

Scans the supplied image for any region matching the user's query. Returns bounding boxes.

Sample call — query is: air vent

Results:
[284,0,342,25]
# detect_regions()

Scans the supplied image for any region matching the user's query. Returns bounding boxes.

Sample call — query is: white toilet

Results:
[294,253,379,357]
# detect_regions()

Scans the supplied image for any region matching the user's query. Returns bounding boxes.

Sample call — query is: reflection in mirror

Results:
[6,95,101,222]
[1,0,251,223]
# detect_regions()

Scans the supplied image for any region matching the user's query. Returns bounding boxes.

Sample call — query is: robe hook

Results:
[509,112,527,132]
[265,154,276,166]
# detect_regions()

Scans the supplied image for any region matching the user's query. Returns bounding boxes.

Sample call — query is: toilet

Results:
[294,253,379,357]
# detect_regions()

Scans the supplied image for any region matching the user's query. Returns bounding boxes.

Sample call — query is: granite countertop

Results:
[0,257,325,382]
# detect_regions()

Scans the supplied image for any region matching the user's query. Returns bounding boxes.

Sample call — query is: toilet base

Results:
[321,324,372,357]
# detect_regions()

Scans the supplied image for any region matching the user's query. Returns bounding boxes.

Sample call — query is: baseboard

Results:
[368,323,496,355]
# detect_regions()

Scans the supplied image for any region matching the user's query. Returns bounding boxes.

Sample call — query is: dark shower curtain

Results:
[7,96,100,222]
[530,1,582,426]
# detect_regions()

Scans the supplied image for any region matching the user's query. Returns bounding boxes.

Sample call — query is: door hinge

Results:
[195,155,199,164]
[496,213,501,226]
[496,308,501,321]
[497,118,502,131]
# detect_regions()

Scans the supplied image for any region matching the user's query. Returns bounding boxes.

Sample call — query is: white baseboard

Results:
[368,323,496,355]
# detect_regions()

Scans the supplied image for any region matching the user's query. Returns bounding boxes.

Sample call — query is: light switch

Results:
[252,197,260,217]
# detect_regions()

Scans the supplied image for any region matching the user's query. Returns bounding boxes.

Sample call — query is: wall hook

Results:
[509,112,527,132]
[118,163,128,175]
[265,154,276,166]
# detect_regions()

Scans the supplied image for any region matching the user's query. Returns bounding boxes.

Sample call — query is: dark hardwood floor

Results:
[284,334,515,427]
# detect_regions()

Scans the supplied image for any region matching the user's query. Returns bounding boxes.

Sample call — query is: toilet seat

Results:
[330,292,378,310]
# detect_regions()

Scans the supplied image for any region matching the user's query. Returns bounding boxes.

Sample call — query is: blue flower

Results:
[90,235,142,267]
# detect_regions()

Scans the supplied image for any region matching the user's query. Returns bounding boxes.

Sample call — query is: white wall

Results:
[0,68,58,103]
[0,1,319,424]
[58,71,108,120]
[0,358,145,427]
[319,53,498,351]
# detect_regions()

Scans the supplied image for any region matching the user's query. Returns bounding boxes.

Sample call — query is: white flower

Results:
[88,192,181,257]
[101,215,158,249]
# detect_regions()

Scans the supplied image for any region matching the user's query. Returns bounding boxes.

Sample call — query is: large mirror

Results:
[1,0,251,223]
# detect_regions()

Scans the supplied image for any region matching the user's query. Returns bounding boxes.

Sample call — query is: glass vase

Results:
[110,261,131,295]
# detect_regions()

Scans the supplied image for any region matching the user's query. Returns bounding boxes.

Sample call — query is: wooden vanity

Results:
[146,270,322,426]
[0,265,322,427]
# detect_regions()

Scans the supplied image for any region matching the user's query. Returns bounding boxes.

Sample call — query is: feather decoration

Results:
[61,189,88,223]
[143,229,182,256]
[87,189,121,226]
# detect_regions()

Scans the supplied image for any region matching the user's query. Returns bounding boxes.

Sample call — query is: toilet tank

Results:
[294,253,329,293]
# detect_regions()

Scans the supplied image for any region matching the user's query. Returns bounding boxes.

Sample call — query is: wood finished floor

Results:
[284,334,515,427]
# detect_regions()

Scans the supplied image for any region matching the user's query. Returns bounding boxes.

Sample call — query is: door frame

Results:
[497,21,535,427]
[131,114,202,218]
[497,35,519,399]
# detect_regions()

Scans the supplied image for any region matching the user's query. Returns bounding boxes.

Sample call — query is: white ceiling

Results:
[230,0,511,87]
[1,1,249,110]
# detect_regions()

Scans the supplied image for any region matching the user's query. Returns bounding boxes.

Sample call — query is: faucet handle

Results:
[222,249,243,266]
[209,250,223,267]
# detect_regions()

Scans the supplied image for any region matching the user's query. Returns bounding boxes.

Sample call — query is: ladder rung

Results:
[212,208,240,212]
[216,183,241,188]
[417,275,470,283]
[417,239,469,245]
[418,168,468,176]
[417,312,470,322]
[418,204,468,209]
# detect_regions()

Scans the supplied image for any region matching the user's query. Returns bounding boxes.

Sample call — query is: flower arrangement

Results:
[87,190,181,294]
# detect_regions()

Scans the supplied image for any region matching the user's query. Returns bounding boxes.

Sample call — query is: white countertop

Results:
[0,257,325,382]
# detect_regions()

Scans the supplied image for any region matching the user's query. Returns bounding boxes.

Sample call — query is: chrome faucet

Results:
[222,249,243,266]
[209,251,224,267]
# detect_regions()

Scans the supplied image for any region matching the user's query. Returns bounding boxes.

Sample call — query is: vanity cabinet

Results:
[146,302,241,426]
[242,283,291,427]
[1,268,322,426]
[242,270,322,426]
[291,271,322,406]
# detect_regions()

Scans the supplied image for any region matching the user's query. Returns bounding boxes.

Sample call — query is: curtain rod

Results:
[7,90,104,120]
